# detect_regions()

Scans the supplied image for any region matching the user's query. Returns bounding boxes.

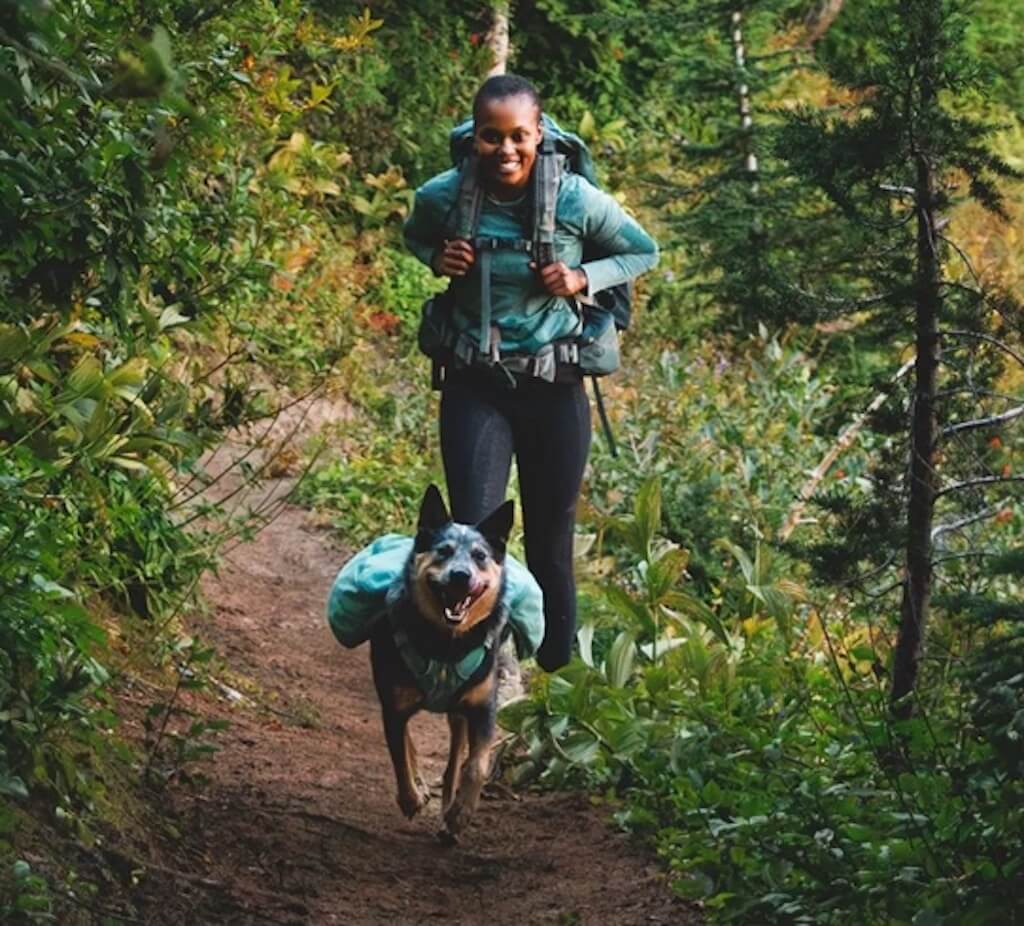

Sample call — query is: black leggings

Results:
[439,368,591,671]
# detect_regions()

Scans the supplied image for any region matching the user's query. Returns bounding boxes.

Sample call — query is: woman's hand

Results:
[432,239,476,277]
[531,261,588,298]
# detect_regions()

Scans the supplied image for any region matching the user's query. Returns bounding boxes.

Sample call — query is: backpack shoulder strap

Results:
[453,153,484,241]
[532,133,562,268]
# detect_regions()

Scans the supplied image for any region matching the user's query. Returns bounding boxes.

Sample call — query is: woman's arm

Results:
[402,169,462,271]
[576,180,659,295]
[403,187,445,269]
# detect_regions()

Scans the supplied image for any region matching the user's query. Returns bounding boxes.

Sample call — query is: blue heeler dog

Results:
[369,484,514,843]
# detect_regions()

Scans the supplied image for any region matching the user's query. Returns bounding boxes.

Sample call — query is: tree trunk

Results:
[730,10,758,182]
[804,0,845,45]
[891,22,942,718]
[486,2,510,77]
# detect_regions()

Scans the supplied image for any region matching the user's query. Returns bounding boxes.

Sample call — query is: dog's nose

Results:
[448,568,472,588]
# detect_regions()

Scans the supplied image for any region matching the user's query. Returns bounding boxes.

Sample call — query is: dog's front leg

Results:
[442,713,468,814]
[382,707,429,819]
[442,700,495,839]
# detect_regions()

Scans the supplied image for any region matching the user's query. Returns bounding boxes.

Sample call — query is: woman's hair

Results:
[472,74,543,125]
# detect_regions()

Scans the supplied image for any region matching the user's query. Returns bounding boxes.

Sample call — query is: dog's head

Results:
[410,484,514,634]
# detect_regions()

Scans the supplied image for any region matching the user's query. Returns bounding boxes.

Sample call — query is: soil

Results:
[116,461,698,926]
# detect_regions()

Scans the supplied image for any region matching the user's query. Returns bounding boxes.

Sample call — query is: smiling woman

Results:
[403,73,658,671]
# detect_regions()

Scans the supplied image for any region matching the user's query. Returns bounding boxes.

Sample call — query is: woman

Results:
[403,74,658,671]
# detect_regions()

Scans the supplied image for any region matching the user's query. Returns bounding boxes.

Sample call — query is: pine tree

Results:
[775,0,1022,715]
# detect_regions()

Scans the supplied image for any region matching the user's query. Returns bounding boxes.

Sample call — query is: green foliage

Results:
[507,472,1024,923]
[1,858,54,924]
[588,326,834,590]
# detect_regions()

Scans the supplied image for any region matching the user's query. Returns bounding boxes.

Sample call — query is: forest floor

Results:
[116,435,697,925]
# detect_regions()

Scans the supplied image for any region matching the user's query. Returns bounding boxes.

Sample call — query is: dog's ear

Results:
[476,499,514,561]
[416,484,451,543]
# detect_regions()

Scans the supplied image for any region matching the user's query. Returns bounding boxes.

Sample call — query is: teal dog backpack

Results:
[326,534,545,711]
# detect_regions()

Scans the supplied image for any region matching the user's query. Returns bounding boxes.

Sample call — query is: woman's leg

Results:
[439,373,515,524]
[513,380,592,671]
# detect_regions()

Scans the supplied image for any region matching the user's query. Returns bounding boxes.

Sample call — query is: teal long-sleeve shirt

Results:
[403,167,658,355]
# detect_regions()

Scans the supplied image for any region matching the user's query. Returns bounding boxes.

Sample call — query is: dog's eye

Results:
[436,544,455,560]
[471,548,489,565]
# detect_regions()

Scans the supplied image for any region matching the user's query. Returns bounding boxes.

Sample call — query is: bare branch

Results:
[942,329,1024,368]
[942,404,1024,437]
[935,475,1024,499]
[879,183,916,196]
[931,503,1006,542]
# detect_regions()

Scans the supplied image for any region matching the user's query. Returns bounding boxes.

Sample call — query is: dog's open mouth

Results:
[435,584,488,625]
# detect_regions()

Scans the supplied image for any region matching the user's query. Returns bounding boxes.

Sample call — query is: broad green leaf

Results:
[0,325,30,362]
[646,546,689,601]
[605,631,636,688]
[108,357,148,388]
[560,729,601,765]
[158,306,191,331]
[66,356,104,397]
[717,539,755,584]
[603,583,655,636]
[663,592,731,647]
[497,697,534,733]
[633,476,662,557]
[577,621,595,668]
[82,397,111,443]
[578,109,596,140]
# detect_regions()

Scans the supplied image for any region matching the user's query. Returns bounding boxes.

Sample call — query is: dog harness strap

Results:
[390,609,509,713]
[391,627,487,713]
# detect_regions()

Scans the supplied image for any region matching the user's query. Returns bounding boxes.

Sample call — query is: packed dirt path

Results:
[137,467,696,925]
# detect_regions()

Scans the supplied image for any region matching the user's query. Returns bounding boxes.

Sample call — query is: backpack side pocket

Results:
[417,289,454,360]
[577,305,620,376]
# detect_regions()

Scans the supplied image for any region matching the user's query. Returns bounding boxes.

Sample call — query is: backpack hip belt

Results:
[451,327,579,385]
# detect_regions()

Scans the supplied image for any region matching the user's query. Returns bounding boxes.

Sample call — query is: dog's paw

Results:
[437,826,459,847]
[442,798,470,836]
[397,787,430,820]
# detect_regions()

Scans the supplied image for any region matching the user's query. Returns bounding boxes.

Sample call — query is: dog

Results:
[369,484,514,842]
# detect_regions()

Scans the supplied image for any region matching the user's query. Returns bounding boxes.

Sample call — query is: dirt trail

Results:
[135,463,695,925]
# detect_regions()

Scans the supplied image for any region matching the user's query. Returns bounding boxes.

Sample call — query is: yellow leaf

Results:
[63,331,102,348]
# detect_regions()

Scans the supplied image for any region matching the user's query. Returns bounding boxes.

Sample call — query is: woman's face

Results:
[473,94,542,199]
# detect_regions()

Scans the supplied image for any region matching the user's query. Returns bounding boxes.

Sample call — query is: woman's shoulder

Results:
[555,170,618,226]
[415,167,461,206]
